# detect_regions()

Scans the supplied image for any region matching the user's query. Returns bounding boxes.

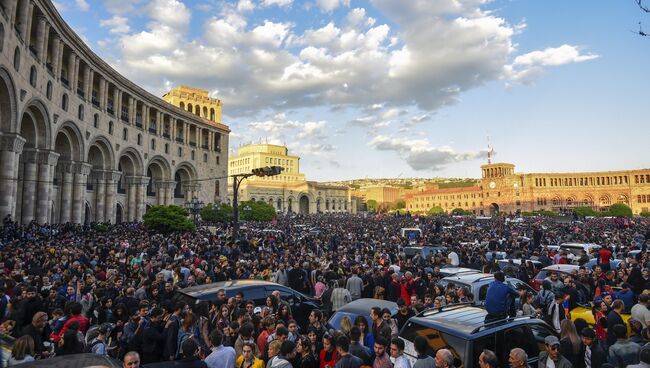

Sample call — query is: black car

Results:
[19,353,122,368]
[327,298,397,331]
[176,280,320,329]
[399,305,557,368]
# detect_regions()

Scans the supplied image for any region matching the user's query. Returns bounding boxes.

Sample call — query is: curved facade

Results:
[0,0,229,224]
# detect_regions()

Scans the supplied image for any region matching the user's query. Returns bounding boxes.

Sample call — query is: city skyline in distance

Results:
[56,0,650,181]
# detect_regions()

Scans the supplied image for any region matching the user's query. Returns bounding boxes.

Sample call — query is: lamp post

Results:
[231,165,284,241]
[185,196,204,222]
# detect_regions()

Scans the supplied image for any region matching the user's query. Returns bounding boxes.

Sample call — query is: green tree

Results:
[574,206,598,217]
[201,203,233,223]
[143,205,195,233]
[451,208,471,215]
[607,203,633,218]
[640,211,650,217]
[427,206,445,216]
[239,200,276,221]
[395,200,406,209]
[366,200,378,212]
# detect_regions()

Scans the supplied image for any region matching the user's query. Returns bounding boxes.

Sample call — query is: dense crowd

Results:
[0,212,649,368]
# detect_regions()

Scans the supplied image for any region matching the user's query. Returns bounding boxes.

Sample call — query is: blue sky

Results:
[55,0,650,181]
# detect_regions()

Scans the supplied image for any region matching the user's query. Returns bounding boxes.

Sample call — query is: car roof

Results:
[560,243,601,248]
[336,298,397,314]
[19,354,121,368]
[179,279,278,297]
[441,273,494,283]
[408,305,544,337]
[541,264,580,273]
[439,267,480,274]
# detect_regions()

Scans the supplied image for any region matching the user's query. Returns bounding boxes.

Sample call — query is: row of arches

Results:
[546,194,629,209]
[179,102,217,122]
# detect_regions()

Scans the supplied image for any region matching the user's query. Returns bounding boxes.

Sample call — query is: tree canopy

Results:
[143,205,195,233]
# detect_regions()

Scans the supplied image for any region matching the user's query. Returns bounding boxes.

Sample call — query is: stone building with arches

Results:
[0,0,229,224]
[227,143,355,214]
[405,161,650,216]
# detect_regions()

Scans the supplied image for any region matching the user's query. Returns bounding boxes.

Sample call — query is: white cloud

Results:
[100,16,131,34]
[75,0,89,11]
[369,135,486,171]
[506,44,599,85]
[237,0,255,12]
[146,0,191,29]
[261,0,293,7]
[316,0,350,12]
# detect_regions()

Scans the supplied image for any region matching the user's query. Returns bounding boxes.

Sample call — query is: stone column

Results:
[35,16,47,61]
[86,68,94,102]
[51,36,60,76]
[0,135,26,221]
[155,182,164,205]
[67,52,76,86]
[128,97,134,124]
[58,162,73,223]
[93,171,106,222]
[134,176,148,221]
[156,112,163,137]
[71,162,91,224]
[104,171,120,223]
[35,150,59,224]
[20,150,39,224]
[98,76,106,110]
[57,42,64,80]
[24,3,34,42]
[112,88,119,115]
[41,23,50,65]
[6,1,17,27]
[116,91,123,118]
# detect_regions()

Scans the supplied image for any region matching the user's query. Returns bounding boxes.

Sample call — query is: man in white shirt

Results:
[390,338,411,368]
[631,293,650,327]
[447,250,459,267]
[204,330,236,368]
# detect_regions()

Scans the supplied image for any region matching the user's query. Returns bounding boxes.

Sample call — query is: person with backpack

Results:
[165,302,188,361]
[534,280,555,316]
[142,308,167,364]
[177,312,197,360]
[546,292,566,333]
[88,325,109,356]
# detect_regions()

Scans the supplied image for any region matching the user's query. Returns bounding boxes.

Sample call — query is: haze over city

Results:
[55,0,650,181]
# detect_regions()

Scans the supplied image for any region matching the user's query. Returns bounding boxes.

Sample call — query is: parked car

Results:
[399,305,558,368]
[176,280,320,329]
[438,273,535,306]
[438,267,481,277]
[559,242,601,256]
[328,298,397,331]
[20,353,122,368]
[402,246,448,259]
[531,264,581,291]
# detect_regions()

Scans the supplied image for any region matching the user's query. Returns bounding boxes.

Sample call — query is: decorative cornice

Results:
[0,134,27,154]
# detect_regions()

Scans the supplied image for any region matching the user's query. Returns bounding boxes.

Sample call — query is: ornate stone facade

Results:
[227,144,356,214]
[406,162,650,215]
[0,0,229,224]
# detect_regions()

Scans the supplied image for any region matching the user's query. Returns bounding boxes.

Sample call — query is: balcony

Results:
[77,88,85,99]
[176,137,184,143]
[163,132,170,139]
[107,107,114,115]
[149,127,157,134]
[215,146,222,153]
[121,112,129,122]
[91,96,100,108]
[202,144,209,150]
[189,141,196,147]
[61,77,69,88]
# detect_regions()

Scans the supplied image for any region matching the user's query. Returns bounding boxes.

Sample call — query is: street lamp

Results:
[185,196,204,222]
[231,165,284,240]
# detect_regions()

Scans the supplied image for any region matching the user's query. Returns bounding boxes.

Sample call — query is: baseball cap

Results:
[253,307,262,314]
[544,335,560,346]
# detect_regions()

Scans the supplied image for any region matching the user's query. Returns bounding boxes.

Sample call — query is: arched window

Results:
[61,93,68,111]
[137,133,142,145]
[46,81,53,100]
[13,47,20,71]
[195,105,200,116]
[93,114,99,128]
[210,108,215,121]
[165,143,169,153]
[78,104,84,120]
[29,66,37,87]
[187,103,192,112]
[123,128,128,140]
[151,139,156,150]
[191,150,195,160]
[0,24,4,53]
[202,106,207,118]
[179,102,185,110]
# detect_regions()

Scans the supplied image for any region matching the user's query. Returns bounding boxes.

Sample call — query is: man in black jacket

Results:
[165,301,188,361]
[580,328,607,368]
[348,327,371,365]
[142,307,167,364]
[606,300,626,347]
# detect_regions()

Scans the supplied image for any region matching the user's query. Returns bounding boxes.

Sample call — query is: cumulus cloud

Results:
[100,16,131,34]
[505,44,600,85]
[369,135,487,171]
[101,0,598,118]
[75,0,89,11]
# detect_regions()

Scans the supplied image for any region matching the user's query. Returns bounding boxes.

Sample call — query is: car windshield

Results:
[329,312,367,330]
[400,321,466,367]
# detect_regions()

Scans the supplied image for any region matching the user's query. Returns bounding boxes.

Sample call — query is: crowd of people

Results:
[0,212,648,368]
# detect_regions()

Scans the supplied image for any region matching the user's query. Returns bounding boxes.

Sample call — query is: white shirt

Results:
[546,356,556,368]
[204,345,236,368]
[632,303,650,326]
[393,355,411,368]
[448,252,459,266]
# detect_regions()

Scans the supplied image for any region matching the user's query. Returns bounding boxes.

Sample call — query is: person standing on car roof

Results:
[484,271,518,323]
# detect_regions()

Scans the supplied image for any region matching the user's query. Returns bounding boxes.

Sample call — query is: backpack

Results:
[176,329,193,359]
[535,289,554,312]
[86,338,104,354]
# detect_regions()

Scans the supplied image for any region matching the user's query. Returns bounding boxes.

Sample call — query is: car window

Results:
[535,271,548,280]
[400,321,466,367]
[241,287,266,303]
[507,279,532,293]
[478,285,489,301]
[471,335,496,366]
[267,287,298,305]
[497,325,538,365]
[530,323,555,356]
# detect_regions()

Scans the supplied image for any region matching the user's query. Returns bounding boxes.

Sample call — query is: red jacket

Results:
[50,314,89,342]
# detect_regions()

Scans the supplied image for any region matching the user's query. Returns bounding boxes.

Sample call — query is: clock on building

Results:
[489,181,496,189]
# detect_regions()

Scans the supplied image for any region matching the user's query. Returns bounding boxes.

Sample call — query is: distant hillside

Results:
[322,178,479,189]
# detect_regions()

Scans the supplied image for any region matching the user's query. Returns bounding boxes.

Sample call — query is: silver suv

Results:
[438,273,535,306]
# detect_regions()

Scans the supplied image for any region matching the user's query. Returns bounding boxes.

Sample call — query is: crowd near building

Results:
[0,0,230,225]
[227,143,355,214]
[406,161,650,216]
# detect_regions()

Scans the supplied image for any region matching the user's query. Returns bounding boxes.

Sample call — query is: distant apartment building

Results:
[353,185,404,204]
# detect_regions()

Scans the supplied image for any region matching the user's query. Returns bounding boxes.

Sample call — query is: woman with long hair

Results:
[296,336,319,368]
[265,296,278,317]
[9,335,35,366]
[318,334,338,368]
[216,304,231,332]
[559,319,581,368]
[339,316,352,338]
[593,300,608,343]
[354,316,373,350]
[277,304,292,326]
[97,297,115,324]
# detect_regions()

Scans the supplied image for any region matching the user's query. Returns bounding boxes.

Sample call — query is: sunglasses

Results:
[547,345,559,351]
